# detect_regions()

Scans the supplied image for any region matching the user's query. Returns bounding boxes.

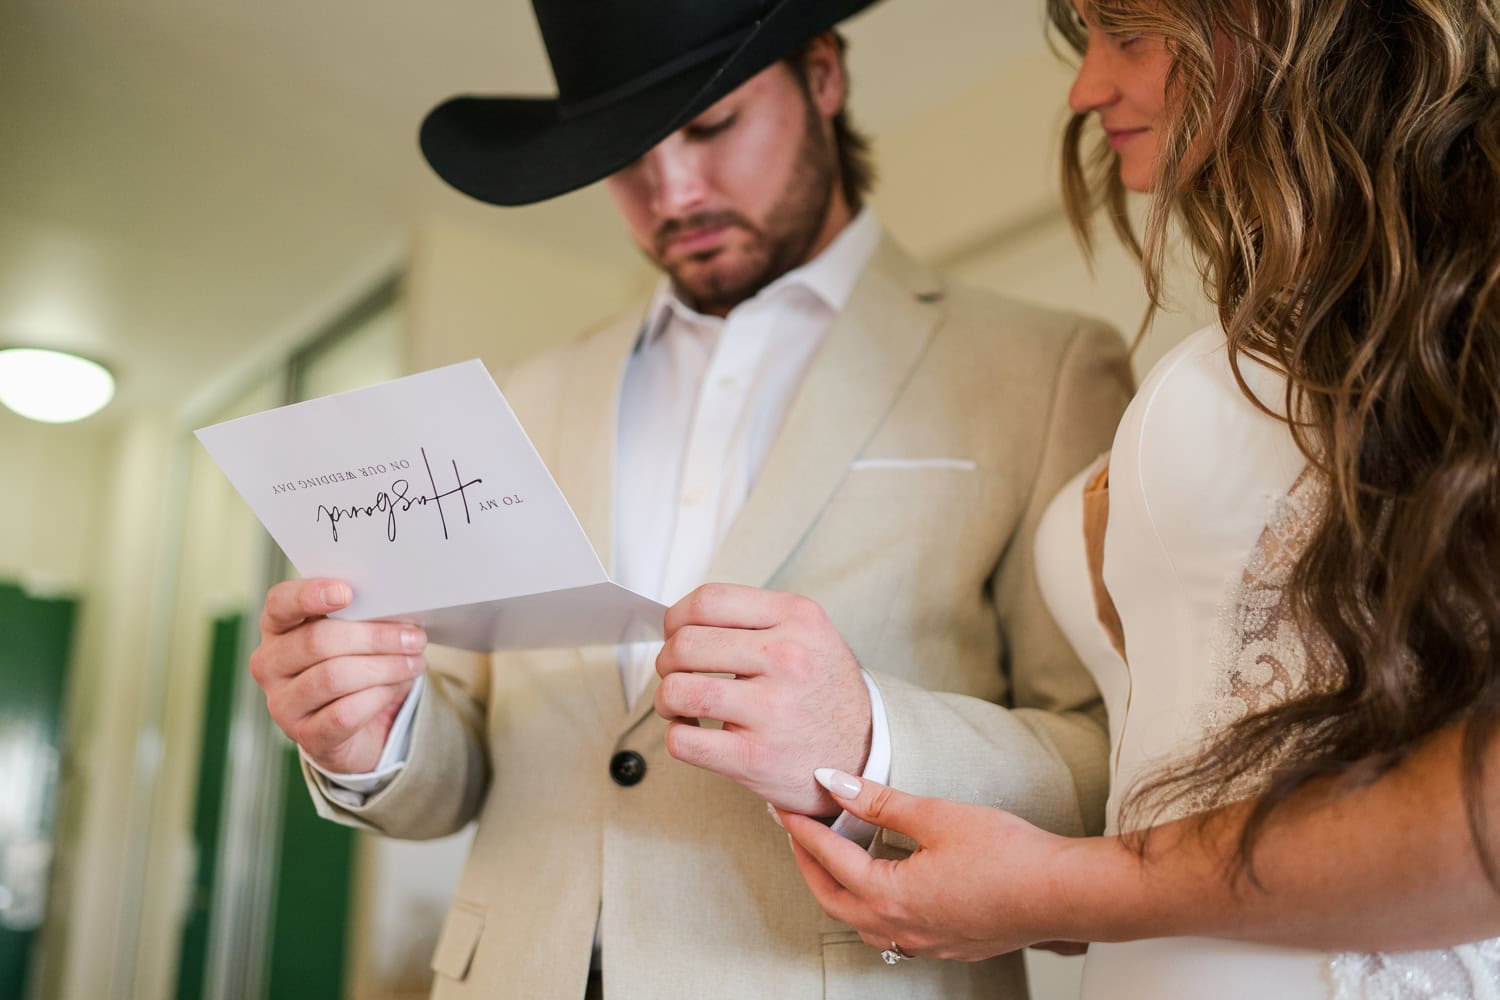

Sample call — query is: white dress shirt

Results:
[317,209,891,839]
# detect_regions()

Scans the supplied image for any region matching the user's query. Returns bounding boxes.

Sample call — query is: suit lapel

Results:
[705,236,945,588]
[550,312,646,578]
[547,309,646,725]
[621,236,946,732]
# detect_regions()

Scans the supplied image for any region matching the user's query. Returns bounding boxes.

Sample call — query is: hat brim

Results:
[419,0,881,206]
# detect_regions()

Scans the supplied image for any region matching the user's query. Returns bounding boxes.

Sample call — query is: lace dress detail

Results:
[1329,943,1500,1000]
[1204,469,1330,733]
[1194,470,1500,999]
[1156,469,1331,820]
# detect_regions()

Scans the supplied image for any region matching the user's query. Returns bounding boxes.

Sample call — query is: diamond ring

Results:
[880,941,914,964]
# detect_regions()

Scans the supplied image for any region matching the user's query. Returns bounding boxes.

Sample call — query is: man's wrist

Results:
[810,672,885,841]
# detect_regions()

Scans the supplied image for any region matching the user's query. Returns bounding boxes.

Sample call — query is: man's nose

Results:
[646,139,709,217]
[1068,42,1119,116]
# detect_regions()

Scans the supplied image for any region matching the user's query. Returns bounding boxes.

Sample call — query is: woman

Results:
[780,1,1500,996]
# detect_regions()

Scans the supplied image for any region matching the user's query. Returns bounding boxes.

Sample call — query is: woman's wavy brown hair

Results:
[1047,0,1500,883]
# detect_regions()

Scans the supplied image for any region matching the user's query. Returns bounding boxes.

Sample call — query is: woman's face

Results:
[1067,1,1174,193]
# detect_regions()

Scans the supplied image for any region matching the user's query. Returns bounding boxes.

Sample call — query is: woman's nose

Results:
[1068,42,1120,116]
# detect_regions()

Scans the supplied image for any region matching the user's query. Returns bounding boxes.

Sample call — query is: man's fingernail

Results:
[401,628,425,653]
[814,768,861,798]
[322,584,350,607]
[406,655,423,674]
[766,802,785,829]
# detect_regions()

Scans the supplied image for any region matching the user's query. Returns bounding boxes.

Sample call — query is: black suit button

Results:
[610,750,646,787]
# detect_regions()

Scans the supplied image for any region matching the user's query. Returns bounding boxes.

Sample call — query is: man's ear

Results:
[801,32,848,120]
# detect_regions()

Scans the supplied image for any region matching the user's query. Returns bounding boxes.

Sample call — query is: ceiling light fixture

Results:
[0,348,116,423]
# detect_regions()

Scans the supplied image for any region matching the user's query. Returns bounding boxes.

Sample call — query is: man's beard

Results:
[652,103,838,315]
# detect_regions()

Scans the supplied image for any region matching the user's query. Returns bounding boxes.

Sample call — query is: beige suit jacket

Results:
[304,235,1133,999]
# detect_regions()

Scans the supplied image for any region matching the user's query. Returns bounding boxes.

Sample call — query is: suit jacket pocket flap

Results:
[431,901,485,981]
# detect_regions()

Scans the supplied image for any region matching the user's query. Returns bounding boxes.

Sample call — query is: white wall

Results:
[128,374,284,1000]
[39,409,179,1000]
[405,214,652,378]
[873,47,1214,379]
[947,209,1215,381]
[0,410,111,592]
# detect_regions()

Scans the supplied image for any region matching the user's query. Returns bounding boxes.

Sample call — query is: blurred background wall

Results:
[0,2,1212,998]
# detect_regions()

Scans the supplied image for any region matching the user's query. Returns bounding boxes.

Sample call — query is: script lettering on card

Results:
[312,445,520,542]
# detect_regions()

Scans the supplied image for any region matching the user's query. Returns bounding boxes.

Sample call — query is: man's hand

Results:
[654,583,872,816]
[249,578,427,774]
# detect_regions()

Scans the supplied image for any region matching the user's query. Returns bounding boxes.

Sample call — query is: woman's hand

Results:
[778,769,1120,962]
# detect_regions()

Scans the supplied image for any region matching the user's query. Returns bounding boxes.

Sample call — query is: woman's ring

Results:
[880,941,914,964]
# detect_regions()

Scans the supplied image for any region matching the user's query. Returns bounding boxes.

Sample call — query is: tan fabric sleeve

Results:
[876,321,1133,845]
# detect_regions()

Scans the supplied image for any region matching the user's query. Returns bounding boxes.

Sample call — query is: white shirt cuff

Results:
[306,674,425,802]
[827,670,890,847]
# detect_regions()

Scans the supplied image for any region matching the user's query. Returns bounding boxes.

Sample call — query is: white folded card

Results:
[195,360,667,652]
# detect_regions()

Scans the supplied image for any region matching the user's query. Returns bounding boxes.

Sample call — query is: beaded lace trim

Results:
[1329,942,1500,1000]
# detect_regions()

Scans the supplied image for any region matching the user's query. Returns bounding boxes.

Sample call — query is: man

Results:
[249,1,1133,997]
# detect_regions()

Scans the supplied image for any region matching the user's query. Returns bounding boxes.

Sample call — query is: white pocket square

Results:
[848,458,977,472]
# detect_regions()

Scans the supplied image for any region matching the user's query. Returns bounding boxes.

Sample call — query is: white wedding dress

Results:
[1035,325,1500,999]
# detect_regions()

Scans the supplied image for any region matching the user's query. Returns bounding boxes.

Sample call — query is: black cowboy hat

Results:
[419,0,884,207]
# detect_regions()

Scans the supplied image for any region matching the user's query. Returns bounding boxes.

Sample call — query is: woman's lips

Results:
[1106,127,1149,150]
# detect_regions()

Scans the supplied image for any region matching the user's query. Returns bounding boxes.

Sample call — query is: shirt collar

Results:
[641,207,881,347]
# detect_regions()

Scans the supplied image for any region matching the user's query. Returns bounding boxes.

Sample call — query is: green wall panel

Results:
[265,745,355,1000]
[0,582,78,1000]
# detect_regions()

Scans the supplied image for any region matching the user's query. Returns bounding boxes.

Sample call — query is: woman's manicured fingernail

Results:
[322,584,351,607]
[766,802,785,828]
[814,768,862,798]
